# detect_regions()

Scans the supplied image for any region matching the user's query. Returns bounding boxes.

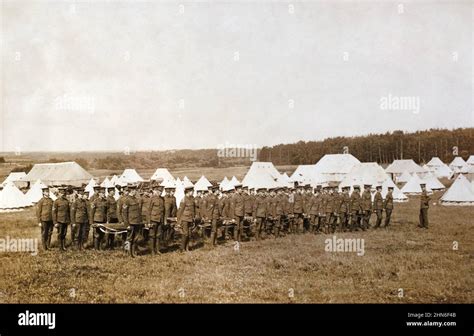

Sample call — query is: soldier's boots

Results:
[60,239,67,251]
[152,239,161,255]
[210,232,217,247]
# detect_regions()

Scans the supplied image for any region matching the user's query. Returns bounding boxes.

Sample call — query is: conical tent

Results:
[110,175,119,185]
[277,173,293,188]
[219,176,230,190]
[100,177,114,188]
[421,174,445,190]
[151,168,174,182]
[396,171,412,184]
[339,162,389,189]
[467,155,474,165]
[0,182,32,210]
[25,179,47,203]
[119,169,144,184]
[194,176,212,191]
[228,176,240,188]
[425,157,453,178]
[84,178,97,194]
[242,162,281,189]
[449,157,468,173]
[182,176,194,188]
[440,174,474,205]
[401,174,432,194]
[1,172,27,187]
[385,159,426,180]
[313,154,361,183]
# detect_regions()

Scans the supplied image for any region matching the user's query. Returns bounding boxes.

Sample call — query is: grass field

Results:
[0,190,472,303]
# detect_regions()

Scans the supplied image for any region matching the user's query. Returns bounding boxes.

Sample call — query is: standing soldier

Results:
[106,188,119,249]
[52,187,71,251]
[37,186,54,250]
[243,186,254,239]
[232,184,245,242]
[349,185,362,231]
[373,185,384,228]
[222,188,234,240]
[308,188,319,233]
[253,188,267,240]
[163,185,177,246]
[148,185,165,254]
[177,186,195,252]
[361,184,372,230]
[419,183,430,229]
[83,190,92,248]
[384,186,394,227]
[206,185,220,247]
[71,189,89,250]
[293,185,305,234]
[90,185,100,203]
[124,185,143,257]
[287,187,296,233]
[90,187,108,250]
[339,186,351,232]
[140,187,152,243]
[273,187,286,238]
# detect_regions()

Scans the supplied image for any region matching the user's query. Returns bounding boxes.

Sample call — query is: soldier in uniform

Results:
[163,185,177,246]
[37,186,54,250]
[293,185,305,234]
[349,185,362,231]
[419,183,430,229]
[253,188,267,240]
[339,186,351,232]
[124,185,144,257]
[71,189,89,250]
[148,185,165,254]
[106,188,119,249]
[373,185,384,228]
[361,184,372,230]
[206,185,220,247]
[82,190,92,248]
[231,184,245,242]
[90,187,108,250]
[177,186,195,252]
[52,187,71,251]
[273,187,287,238]
[384,186,394,227]
[221,187,234,240]
[243,186,254,239]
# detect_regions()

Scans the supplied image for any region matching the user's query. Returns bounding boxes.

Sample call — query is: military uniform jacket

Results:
[339,193,350,213]
[218,196,227,218]
[266,196,277,218]
[106,195,118,221]
[141,195,152,223]
[53,197,70,224]
[275,194,286,216]
[205,194,220,220]
[253,195,267,218]
[124,195,143,225]
[194,197,202,219]
[231,194,245,217]
[117,195,126,222]
[361,191,372,211]
[243,194,254,215]
[91,197,108,223]
[177,196,195,223]
[373,192,384,210]
[350,192,362,214]
[324,194,336,213]
[420,191,430,209]
[293,193,304,214]
[287,193,295,214]
[37,197,54,222]
[384,192,394,210]
[164,195,177,219]
[71,198,89,224]
[148,195,165,223]
[308,194,319,215]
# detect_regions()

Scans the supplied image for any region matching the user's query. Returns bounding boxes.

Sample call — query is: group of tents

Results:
[1,154,474,211]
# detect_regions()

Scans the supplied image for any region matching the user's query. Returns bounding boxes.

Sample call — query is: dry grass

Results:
[0,191,472,303]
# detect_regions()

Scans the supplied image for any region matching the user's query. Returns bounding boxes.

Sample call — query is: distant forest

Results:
[2,128,473,172]
[259,128,473,165]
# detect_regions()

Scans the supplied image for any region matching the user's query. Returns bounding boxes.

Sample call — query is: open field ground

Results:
[0,190,472,303]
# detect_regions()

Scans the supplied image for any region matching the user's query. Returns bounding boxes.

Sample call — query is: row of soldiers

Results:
[36,181,397,256]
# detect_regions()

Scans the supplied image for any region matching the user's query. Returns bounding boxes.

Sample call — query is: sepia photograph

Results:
[0,0,472,330]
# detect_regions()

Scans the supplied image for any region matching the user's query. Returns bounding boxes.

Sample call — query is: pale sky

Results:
[1,0,472,152]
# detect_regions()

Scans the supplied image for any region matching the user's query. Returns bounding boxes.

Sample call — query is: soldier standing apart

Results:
[384,186,394,227]
[106,188,119,249]
[349,185,362,231]
[361,184,372,230]
[124,185,143,257]
[177,186,195,252]
[148,185,165,254]
[419,183,430,229]
[37,187,54,250]
[373,185,384,229]
[71,189,89,250]
[91,187,108,250]
[52,187,71,251]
